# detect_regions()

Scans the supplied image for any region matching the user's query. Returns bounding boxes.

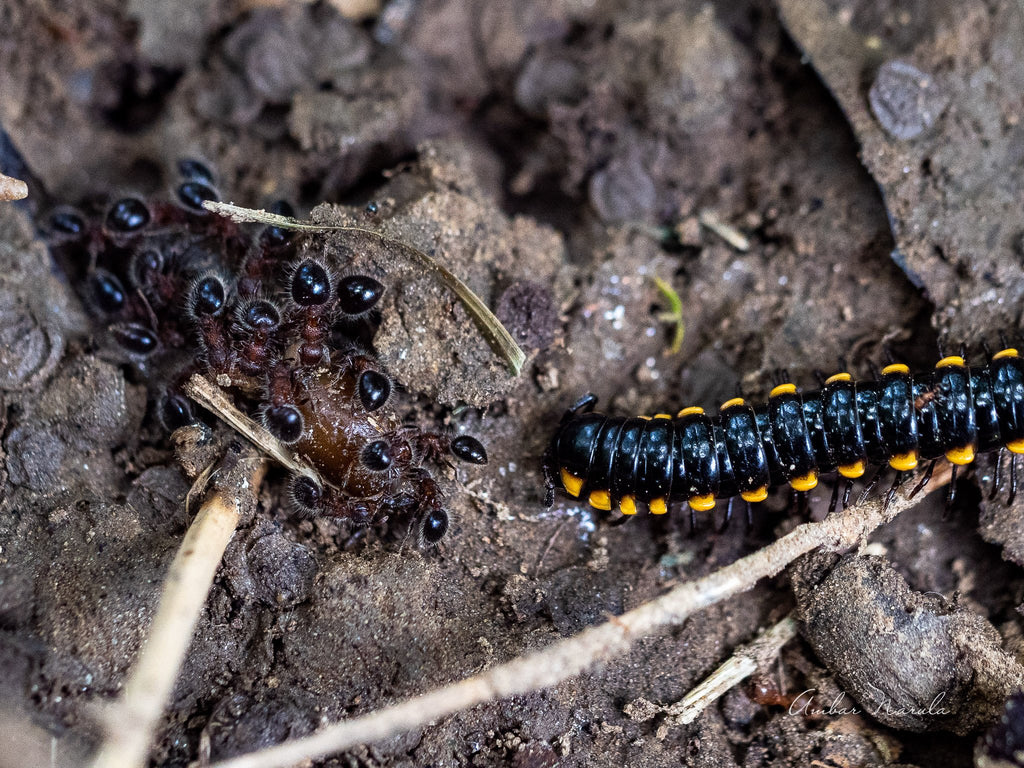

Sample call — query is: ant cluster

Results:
[43,159,487,544]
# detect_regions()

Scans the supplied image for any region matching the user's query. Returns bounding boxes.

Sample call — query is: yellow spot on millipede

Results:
[945,445,975,465]
[838,460,865,479]
[741,487,768,503]
[769,383,797,398]
[889,451,918,471]
[560,468,583,498]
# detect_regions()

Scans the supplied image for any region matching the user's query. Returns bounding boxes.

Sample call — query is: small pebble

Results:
[869,60,948,141]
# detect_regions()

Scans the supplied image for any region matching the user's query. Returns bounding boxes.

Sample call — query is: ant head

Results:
[289,474,324,515]
[420,508,449,545]
[289,259,333,307]
[110,322,159,357]
[187,273,230,318]
[357,369,391,412]
[263,404,304,443]
[105,197,151,235]
[48,207,87,240]
[451,435,487,465]
[237,298,282,332]
[337,275,384,316]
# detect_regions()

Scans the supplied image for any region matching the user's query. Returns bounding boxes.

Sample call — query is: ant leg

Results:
[910,460,936,499]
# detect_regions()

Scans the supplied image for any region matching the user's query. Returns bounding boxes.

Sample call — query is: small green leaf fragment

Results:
[652,276,685,355]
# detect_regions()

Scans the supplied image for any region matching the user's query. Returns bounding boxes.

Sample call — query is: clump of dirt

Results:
[792,552,1024,735]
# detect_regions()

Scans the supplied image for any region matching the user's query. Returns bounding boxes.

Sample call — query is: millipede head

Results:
[160,393,195,431]
[260,200,296,248]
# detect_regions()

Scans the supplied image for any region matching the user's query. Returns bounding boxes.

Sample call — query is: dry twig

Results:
[209,467,950,768]
[0,171,28,201]
[667,613,798,727]
[87,449,268,768]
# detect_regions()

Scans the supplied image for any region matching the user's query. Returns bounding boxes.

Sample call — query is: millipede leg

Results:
[796,490,808,518]
[828,479,840,515]
[910,460,936,499]
[982,338,992,358]
[944,463,958,514]
[745,500,753,528]
[1010,455,1018,505]
[1000,330,1010,350]
[990,449,1004,501]
[857,465,885,504]
[813,369,827,387]
[842,479,853,510]
[609,514,632,527]
[718,497,734,534]
[689,506,698,534]
[883,471,905,512]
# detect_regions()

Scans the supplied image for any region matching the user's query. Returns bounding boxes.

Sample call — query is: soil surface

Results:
[2,1,1024,767]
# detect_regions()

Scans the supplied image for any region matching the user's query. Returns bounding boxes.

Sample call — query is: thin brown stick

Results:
[184,373,324,488]
[87,451,268,768]
[668,613,798,726]
[0,172,28,201]
[209,466,950,768]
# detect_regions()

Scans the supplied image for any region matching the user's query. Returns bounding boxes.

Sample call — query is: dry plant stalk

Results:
[87,451,268,768]
[668,613,798,727]
[0,172,28,201]
[209,466,951,768]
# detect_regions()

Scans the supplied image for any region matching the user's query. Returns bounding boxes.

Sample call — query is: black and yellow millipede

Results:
[543,349,1024,519]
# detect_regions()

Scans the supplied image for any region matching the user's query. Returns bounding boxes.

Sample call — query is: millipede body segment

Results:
[544,353,1024,515]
